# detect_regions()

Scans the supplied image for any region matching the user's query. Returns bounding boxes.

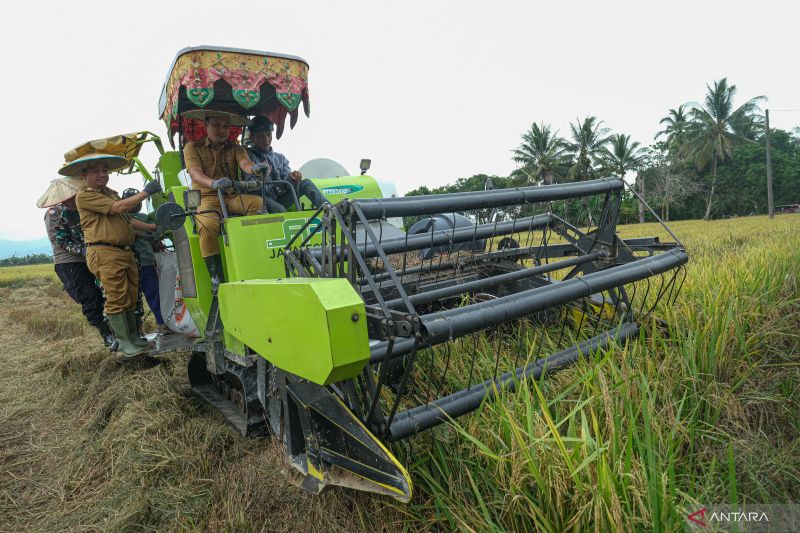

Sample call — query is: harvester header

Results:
[283,177,687,456]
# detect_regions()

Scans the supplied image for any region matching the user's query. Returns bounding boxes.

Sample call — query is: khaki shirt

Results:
[76,187,135,246]
[183,139,250,195]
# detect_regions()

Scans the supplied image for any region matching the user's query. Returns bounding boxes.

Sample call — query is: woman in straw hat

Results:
[39,176,117,349]
[60,152,162,357]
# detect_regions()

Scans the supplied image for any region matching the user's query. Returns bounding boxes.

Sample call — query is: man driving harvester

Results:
[181,109,270,291]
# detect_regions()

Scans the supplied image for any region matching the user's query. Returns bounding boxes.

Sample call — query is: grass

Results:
[395,214,800,531]
[9,307,84,339]
[1,214,799,531]
[0,263,56,287]
[0,267,402,532]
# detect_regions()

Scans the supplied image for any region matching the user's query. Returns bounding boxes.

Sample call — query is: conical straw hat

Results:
[36,177,86,208]
[58,153,129,178]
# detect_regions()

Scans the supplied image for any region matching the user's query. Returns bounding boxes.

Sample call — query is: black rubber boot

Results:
[204,255,225,295]
[203,255,225,336]
[95,320,118,351]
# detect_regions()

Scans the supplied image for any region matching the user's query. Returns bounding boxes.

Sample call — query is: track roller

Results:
[187,351,267,437]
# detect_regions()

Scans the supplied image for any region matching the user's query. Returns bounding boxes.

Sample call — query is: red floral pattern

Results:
[162,49,310,141]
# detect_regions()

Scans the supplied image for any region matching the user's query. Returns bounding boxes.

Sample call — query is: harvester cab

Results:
[147,46,688,503]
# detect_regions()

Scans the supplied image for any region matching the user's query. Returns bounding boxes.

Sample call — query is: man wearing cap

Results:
[246,116,326,213]
[181,110,270,289]
[62,152,162,357]
[39,177,116,349]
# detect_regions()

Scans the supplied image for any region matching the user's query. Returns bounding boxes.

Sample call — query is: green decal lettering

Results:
[321,184,364,196]
[266,217,322,249]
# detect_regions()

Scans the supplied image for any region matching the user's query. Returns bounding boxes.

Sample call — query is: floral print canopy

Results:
[159,46,310,143]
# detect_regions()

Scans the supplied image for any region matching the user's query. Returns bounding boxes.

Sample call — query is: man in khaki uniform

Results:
[181,109,269,289]
[61,152,162,357]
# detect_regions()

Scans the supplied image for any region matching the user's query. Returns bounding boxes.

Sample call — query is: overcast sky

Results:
[3,0,797,240]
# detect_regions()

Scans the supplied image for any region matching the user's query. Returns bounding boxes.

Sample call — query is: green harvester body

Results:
[157,149,382,384]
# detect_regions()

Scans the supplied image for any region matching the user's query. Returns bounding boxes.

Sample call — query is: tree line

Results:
[407,78,800,222]
[0,253,52,267]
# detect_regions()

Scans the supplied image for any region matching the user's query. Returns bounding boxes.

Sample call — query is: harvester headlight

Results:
[359,158,371,175]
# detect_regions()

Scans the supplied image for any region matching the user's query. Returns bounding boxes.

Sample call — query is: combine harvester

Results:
[144,46,688,502]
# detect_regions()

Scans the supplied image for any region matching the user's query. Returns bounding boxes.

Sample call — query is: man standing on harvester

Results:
[181,109,270,290]
[62,152,162,357]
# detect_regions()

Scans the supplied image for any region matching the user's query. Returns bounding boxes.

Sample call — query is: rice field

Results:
[1,214,798,532]
[0,263,56,286]
[396,214,800,531]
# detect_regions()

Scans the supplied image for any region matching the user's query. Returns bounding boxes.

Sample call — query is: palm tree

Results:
[511,122,567,185]
[564,117,611,182]
[684,78,765,219]
[600,134,646,177]
[655,105,690,150]
[792,127,800,149]
[600,134,648,222]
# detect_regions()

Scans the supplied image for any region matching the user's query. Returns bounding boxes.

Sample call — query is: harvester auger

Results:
[150,46,688,503]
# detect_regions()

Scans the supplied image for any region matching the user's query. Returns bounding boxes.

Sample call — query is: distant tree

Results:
[600,134,648,222]
[450,174,511,193]
[0,253,52,267]
[711,128,800,216]
[403,174,511,228]
[684,78,765,219]
[405,185,435,197]
[647,159,701,221]
[600,134,646,178]
[791,127,800,149]
[655,104,690,152]
[511,122,567,185]
[564,116,612,182]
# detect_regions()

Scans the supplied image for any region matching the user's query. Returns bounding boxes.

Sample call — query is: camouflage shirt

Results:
[44,206,85,264]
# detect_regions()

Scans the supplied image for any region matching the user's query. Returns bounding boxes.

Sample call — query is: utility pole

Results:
[765,109,775,219]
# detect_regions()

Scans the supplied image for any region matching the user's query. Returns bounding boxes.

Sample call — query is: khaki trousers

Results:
[196,192,262,257]
[86,246,138,315]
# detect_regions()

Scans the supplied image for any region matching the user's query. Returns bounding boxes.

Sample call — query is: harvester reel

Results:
[283,177,687,452]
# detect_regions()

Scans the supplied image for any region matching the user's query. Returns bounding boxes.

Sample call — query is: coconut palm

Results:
[511,122,567,185]
[564,117,611,182]
[684,78,765,219]
[792,127,800,149]
[600,134,647,178]
[600,134,648,222]
[655,105,690,150]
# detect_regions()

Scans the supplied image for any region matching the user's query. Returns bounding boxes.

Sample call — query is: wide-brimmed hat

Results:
[36,177,86,208]
[58,153,129,178]
[181,108,250,127]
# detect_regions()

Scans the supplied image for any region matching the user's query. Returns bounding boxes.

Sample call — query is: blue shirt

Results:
[246,146,292,181]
